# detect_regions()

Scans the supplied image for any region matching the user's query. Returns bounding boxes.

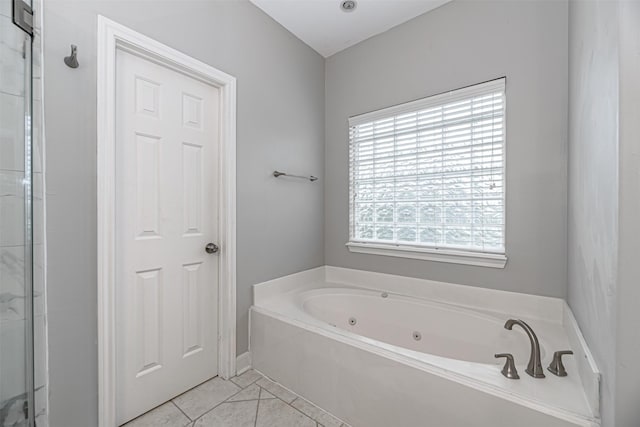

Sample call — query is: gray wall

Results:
[43,1,324,426]
[567,2,619,426]
[324,0,569,298]
[568,1,640,425]
[615,2,640,425]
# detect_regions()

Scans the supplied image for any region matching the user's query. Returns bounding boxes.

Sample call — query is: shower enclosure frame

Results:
[1,0,36,425]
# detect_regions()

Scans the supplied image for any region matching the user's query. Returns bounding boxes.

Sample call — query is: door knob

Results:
[205,243,219,254]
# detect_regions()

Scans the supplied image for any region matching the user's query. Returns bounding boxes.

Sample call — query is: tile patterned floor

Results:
[122,370,350,427]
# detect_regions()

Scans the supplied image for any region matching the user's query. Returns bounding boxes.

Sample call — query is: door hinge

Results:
[13,0,34,37]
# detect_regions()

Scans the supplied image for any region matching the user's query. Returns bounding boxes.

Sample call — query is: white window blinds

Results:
[348,78,506,256]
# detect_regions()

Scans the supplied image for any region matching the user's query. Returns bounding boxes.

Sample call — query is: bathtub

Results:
[250,266,600,427]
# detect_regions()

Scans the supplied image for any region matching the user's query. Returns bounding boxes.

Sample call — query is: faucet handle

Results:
[495,353,520,379]
[547,350,573,377]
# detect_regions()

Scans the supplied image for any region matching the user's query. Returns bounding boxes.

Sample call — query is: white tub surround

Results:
[251,267,600,427]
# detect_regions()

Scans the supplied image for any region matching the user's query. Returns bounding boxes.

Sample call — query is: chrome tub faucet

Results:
[504,319,545,378]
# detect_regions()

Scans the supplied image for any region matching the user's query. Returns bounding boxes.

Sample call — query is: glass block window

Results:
[348,78,506,256]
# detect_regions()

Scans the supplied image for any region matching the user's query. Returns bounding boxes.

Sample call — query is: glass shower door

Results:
[0,0,35,426]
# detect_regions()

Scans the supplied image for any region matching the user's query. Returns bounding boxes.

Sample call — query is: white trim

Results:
[349,78,505,126]
[346,242,507,268]
[97,16,236,427]
[235,352,252,375]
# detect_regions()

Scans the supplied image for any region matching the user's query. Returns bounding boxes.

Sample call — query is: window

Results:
[347,78,507,268]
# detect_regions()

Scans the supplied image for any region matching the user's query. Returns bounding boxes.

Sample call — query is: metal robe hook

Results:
[64,44,79,68]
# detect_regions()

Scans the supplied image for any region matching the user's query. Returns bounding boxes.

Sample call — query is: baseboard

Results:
[236,351,252,375]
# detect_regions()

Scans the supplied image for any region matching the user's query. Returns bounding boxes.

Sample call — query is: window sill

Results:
[346,242,507,269]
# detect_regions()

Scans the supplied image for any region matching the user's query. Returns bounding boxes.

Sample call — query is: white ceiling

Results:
[249,0,451,58]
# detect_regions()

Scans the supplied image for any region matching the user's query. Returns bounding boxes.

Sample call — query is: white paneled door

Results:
[115,49,220,425]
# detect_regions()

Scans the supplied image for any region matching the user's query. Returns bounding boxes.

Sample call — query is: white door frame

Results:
[97,16,237,427]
